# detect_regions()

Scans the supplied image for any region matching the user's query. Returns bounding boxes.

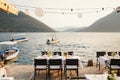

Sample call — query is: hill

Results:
[55,26,87,32]
[0,11,55,32]
[63,27,87,32]
[79,11,120,32]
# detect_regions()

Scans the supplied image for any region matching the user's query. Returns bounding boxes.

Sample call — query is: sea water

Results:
[0,32,120,65]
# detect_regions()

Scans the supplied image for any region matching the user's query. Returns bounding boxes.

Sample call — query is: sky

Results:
[9,0,120,28]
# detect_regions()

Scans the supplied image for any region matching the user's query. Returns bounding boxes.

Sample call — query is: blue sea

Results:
[0,32,120,65]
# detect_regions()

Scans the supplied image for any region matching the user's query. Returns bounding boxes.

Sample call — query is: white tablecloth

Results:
[85,74,120,80]
[85,74,108,80]
[0,67,7,77]
[99,56,120,67]
[99,56,110,67]
[0,77,14,80]
[35,55,83,69]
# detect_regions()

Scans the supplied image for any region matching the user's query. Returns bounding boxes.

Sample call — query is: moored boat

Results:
[10,37,28,42]
[46,33,60,45]
[0,41,19,61]
[15,37,28,42]
[46,39,60,45]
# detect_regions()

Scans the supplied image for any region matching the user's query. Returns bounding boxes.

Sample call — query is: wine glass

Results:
[103,68,108,79]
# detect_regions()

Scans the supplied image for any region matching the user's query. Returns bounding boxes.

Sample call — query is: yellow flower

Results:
[64,52,68,56]
[107,71,117,80]
[112,52,116,56]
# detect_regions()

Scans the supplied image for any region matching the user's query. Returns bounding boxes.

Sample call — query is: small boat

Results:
[46,33,60,45]
[46,39,60,45]
[10,33,28,42]
[11,37,28,42]
[0,41,19,61]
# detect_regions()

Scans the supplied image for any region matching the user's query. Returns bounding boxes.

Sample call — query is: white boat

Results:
[0,41,19,61]
[46,33,60,45]
[46,39,60,45]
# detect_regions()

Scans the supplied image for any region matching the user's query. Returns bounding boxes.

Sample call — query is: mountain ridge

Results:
[78,11,120,32]
[0,11,55,32]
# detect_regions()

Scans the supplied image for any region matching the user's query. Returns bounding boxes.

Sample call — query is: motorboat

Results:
[10,37,28,42]
[10,33,28,42]
[0,41,19,61]
[46,33,60,45]
[46,39,60,45]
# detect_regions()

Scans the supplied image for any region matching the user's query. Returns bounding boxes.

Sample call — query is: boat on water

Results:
[10,33,28,42]
[0,41,19,61]
[46,39,60,45]
[46,33,60,45]
[10,37,28,42]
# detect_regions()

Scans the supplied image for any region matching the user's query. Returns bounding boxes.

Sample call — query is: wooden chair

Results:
[69,76,86,80]
[64,59,79,80]
[118,52,120,56]
[34,59,48,80]
[107,59,120,75]
[48,59,62,80]
[41,51,48,56]
[68,51,74,56]
[53,52,62,56]
[107,52,117,56]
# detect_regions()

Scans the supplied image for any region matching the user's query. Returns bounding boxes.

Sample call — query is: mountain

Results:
[55,26,86,32]
[0,11,55,32]
[79,11,120,32]
[54,26,76,32]
[63,27,87,32]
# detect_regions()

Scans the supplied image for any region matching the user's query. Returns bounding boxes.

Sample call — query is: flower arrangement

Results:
[47,50,51,58]
[107,71,117,80]
[111,52,116,57]
[64,51,68,58]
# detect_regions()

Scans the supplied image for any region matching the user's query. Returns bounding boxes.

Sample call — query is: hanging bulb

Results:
[71,9,73,11]
[102,8,104,10]
[4,3,7,6]
[35,8,44,17]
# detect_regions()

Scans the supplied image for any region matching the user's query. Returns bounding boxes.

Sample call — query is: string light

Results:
[14,4,117,17]
[35,8,44,17]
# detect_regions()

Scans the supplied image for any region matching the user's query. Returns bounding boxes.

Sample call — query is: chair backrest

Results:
[110,59,120,66]
[66,59,78,66]
[96,52,106,58]
[107,52,117,56]
[34,59,47,66]
[118,52,120,56]
[53,52,62,56]
[41,51,48,56]
[68,51,74,56]
[49,59,62,65]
